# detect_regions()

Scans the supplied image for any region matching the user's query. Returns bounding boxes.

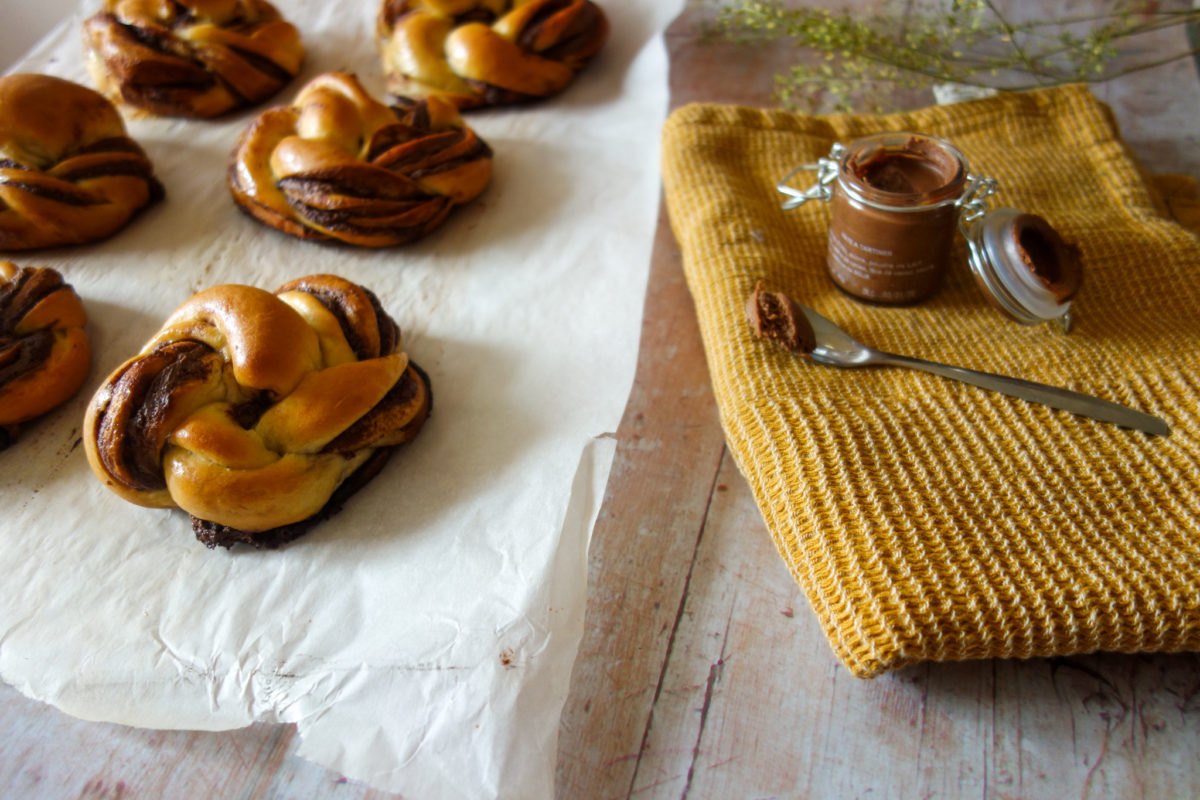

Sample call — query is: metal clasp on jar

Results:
[777,143,997,215]
[955,175,999,228]
[775,143,846,209]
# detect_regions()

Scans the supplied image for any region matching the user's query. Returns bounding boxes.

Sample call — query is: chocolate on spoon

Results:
[746,281,816,356]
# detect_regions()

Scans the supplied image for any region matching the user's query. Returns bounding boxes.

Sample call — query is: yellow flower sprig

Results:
[711,0,1200,111]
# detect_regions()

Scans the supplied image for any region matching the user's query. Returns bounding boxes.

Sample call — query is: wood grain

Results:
[554,198,730,798]
[0,683,397,798]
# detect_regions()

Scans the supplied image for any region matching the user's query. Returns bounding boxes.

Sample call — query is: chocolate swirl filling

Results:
[461,80,539,108]
[373,131,493,178]
[1,268,65,391]
[276,276,399,358]
[228,47,295,86]
[0,330,53,391]
[283,196,449,241]
[0,182,96,207]
[1,267,65,330]
[52,152,162,186]
[98,14,217,89]
[85,2,301,115]
[323,362,431,453]
[516,0,605,61]
[1,138,164,205]
[269,110,489,240]
[93,340,219,492]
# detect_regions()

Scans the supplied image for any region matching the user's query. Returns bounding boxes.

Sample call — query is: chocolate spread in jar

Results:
[827,133,968,304]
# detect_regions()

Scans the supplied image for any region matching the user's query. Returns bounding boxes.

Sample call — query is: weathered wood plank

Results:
[628,451,834,798]
[0,682,397,799]
[554,9,801,794]
[553,197,730,798]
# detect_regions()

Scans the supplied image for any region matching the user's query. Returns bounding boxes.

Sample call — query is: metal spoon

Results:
[798,304,1170,436]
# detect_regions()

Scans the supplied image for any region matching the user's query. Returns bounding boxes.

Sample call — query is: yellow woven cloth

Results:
[661,84,1200,678]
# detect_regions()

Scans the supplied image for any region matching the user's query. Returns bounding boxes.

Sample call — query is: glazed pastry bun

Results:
[376,0,608,109]
[0,74,163,251]
[83,0,304,118]
[83,274,432,548]
[228,72,493,246]
[0,263,91,450]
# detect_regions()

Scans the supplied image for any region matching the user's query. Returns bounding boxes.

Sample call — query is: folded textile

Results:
[662,84,1200,677]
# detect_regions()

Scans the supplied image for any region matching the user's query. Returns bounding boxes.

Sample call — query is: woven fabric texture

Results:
[661,84,1200,678]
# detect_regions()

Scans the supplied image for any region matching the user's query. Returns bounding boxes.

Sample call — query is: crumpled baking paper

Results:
[0,1,680,796]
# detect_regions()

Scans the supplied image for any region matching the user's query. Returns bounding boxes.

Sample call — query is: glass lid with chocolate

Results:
[777,131,1082,331]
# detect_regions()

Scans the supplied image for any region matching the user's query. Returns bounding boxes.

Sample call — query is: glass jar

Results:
[825,132,968,304]
[777,132,1080,331]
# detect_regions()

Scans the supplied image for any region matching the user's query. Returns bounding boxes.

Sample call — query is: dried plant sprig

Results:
[711,0,1200,111]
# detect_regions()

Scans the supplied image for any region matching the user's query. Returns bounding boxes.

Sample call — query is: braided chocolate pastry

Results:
[376,0,608,109]
[83,0,305,118]
[0,74,164,251]
[83,274,432,549]
[0,263,91,450]
[228,72,493,246]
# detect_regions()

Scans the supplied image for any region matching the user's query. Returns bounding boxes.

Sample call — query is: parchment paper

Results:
[0,1,681,796]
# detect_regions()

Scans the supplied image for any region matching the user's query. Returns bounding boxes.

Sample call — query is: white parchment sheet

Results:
[0,1,682,796]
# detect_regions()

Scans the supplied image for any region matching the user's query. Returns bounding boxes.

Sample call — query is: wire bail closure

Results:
[956,175,998,229]
[776,143,845,210]
[776,142,997,220]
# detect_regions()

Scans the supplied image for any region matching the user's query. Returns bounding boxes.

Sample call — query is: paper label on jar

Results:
[828,230,938,302]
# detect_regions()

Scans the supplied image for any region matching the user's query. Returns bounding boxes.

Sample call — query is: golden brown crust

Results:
[0,262,92,445]
[82,273,432,541]
[0,74,164,251]
[82,0,305,118]
[228,73,493,246]
[377,0,609,109]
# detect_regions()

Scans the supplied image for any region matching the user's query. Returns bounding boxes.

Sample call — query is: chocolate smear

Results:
[1010,213,1083,304]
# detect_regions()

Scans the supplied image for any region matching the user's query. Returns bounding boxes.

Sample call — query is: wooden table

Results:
[4,5,1200,798]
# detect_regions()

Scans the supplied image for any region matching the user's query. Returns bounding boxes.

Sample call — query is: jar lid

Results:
[964,207,1083,332]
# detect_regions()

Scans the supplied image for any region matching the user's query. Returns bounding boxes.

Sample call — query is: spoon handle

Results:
[876,352,1170,436]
